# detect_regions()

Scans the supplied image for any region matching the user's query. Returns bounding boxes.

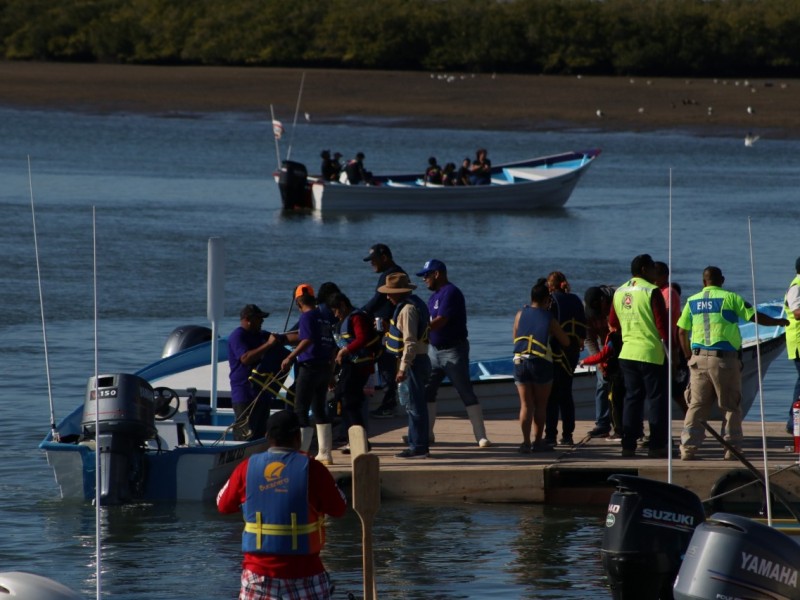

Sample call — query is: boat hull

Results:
[276,149,600,213]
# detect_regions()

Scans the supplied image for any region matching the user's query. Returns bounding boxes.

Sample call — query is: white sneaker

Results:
[478,438,492,448]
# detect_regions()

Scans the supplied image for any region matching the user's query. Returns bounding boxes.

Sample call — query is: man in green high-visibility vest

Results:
[678,266,788,460]
[608,254,671,458]
[784,257,800,435]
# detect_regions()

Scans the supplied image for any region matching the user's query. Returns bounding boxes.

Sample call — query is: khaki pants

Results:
[680,352,743,451]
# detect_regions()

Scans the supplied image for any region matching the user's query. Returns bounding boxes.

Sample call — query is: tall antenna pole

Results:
[286,71,306,161]
[747,217,773,526]
[28,156,59,442]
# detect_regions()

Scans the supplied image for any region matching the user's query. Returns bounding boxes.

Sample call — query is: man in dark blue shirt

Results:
[417,259,491,448]
[228,304,282,440]
[362,243,406,418]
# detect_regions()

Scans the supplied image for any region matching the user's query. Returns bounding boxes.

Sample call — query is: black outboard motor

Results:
[278,160,311,210]
[81,373,156,505]
[602,475,706,600]
[161,324,212,358]
[674,512,799,600]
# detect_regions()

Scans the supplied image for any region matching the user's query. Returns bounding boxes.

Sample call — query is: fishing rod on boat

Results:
[285,71,306,162]
[667,167,674,482]
[747,216,775,525]
[28,156,59,443]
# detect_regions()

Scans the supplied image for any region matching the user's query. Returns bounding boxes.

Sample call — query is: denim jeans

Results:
[424,341,478,407]
[619,358,668,451]
[403,355,432,454]
[594,368,611,431]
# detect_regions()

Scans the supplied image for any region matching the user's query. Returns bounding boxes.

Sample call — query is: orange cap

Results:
[294,283,314,299]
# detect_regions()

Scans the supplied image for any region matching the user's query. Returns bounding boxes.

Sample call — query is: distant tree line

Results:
[2,0,799,77]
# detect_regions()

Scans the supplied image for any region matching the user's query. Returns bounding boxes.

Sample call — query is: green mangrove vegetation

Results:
[1,0,799,77]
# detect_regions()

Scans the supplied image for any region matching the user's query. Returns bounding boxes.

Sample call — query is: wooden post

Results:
[352,450,380,600]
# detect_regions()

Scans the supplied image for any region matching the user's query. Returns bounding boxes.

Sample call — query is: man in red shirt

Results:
[217,410,347,600]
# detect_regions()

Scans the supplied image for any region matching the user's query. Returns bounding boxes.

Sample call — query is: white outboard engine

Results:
[0,572,84,599]
[161,324,212,358]
[673,512,800,600]
[602,474,706,600]
[278,160,311,210]
[81,373,156,505]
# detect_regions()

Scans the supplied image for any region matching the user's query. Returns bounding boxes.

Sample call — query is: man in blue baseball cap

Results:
[416,259,491,448]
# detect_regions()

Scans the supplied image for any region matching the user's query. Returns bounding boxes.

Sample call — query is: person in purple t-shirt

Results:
[281,284,337,465]
[228,304,283,440]
[416,259,491,448]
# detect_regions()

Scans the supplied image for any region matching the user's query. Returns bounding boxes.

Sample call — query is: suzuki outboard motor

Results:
[602,475,706,600]
[278,160,311,210]
[81,374,156,505]
[673,513,799,600]
[161,324,212,358]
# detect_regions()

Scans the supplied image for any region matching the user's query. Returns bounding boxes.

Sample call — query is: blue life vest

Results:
[242,451,323,555]
[384,295,430,356]
[339,309,382,364]
[513,306,553,361]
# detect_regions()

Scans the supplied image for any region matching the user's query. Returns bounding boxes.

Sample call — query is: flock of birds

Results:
[422,71,780,146]
[589,77,779,147]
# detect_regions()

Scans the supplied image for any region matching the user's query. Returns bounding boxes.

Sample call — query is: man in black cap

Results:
[362,244,407,418]
[217,410,346,600]
[228,304,283,440]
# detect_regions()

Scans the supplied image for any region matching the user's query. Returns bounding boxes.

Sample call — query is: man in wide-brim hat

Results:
[378,272,433,458]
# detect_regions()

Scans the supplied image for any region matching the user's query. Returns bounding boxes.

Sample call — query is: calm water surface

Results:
[2,105,799,597]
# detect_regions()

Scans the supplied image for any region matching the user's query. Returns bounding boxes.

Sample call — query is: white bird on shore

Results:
[304,112,310,122]
[745,132,760,147]
[747,106,755,115]
[596,109,604,118]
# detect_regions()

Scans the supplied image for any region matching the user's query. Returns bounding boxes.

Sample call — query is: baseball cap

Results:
[294,283,315,299]
[363,243,392,262]
[240,304,269,320]
[265,410,300,441]
[416,259,447,277]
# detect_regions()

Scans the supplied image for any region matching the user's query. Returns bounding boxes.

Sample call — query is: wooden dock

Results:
[327,409,800,512]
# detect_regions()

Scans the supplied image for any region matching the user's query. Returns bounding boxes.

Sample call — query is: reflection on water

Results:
[324,501,609,599]
[15,498,610,599]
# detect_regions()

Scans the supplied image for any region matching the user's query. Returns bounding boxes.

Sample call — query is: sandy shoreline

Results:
[2,61,799,137]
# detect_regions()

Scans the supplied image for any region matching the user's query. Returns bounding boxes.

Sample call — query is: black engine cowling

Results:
[601,474,706,600]
[81,373,156,504]
[674,512,799,600]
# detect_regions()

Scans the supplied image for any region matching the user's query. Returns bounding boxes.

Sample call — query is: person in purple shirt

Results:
[281,284,337,465]
[416,259,491,448]
[228,304,283,440]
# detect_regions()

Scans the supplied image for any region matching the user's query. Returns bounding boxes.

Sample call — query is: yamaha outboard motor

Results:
[278,160,311,210]
[602,475,706,599]
[81,374,156,505]
[674,513,799,600]
[161,324,212,357]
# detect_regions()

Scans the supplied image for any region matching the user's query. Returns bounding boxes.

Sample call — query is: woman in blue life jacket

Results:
[512,279,571,453]
[328,293,381,446]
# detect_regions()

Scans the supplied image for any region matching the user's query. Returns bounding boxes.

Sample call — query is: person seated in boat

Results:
[217,410,347,600]
[228,304,285,440]
[456,157,472,186]
[320,150,340,182]
[345,152,372,185]
[441,162,457,186]
[469,148,491,185]
[423,156,443,185]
